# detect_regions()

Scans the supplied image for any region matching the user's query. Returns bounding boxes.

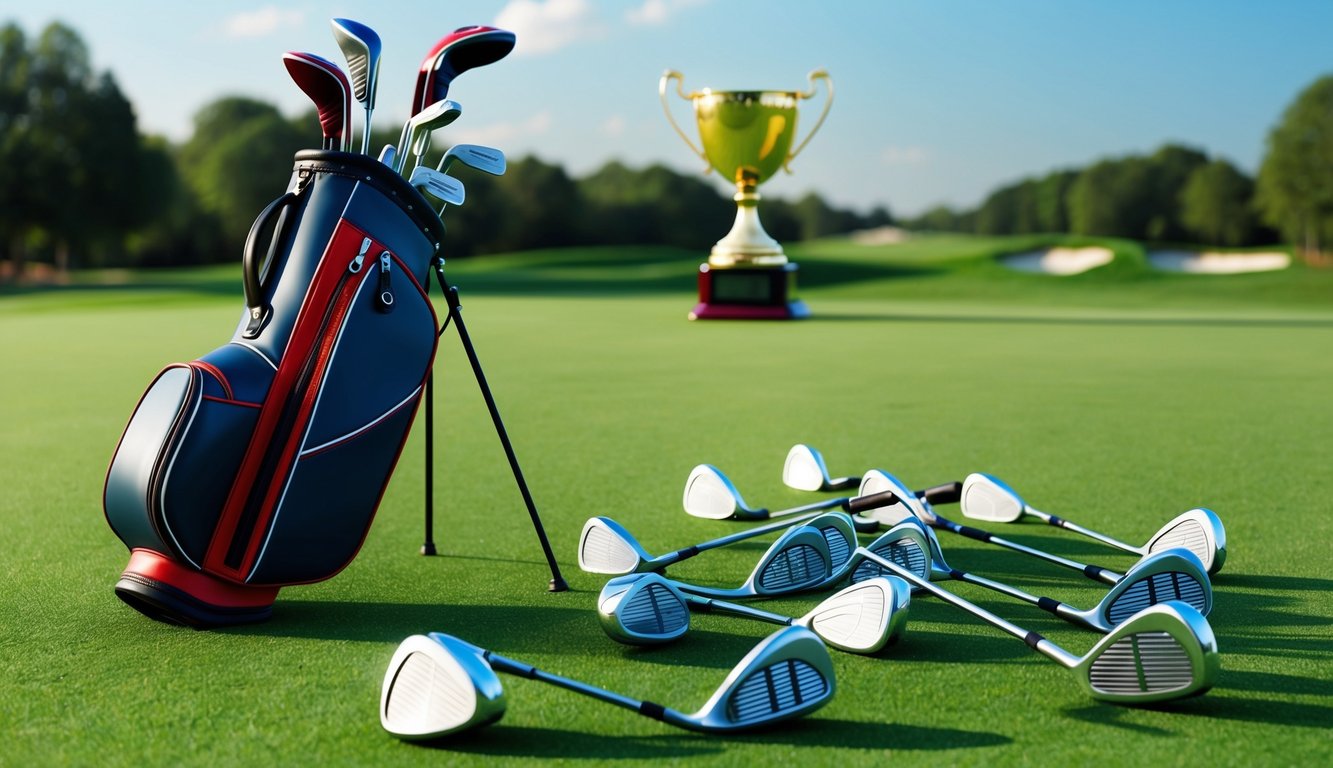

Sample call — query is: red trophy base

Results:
[689,263,810,320]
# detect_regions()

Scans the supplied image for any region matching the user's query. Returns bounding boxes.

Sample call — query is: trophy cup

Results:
[660,69,832,320]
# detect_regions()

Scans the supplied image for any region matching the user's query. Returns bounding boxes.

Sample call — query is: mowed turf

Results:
[2,235,1331,766]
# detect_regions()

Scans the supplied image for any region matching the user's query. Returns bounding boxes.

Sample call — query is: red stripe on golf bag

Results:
[104,150,446,627]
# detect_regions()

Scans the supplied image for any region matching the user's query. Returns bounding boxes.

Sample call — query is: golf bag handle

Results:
[241,190,299,338]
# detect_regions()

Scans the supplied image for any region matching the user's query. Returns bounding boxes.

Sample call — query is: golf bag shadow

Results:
[104,150,446,628]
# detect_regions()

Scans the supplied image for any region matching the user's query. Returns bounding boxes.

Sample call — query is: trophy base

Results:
[689,263,810,321]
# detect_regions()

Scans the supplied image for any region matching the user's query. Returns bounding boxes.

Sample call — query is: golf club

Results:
[668,517,855,600]
[407,166,466,208]
[282,51,352,151]
[377,144,396,168]
[784,443,858,491]
[329,18,381,154]
[597,572,910,654]
[578,510,861,576]
[411,26,516,114]
[436,143,507,177]
[902,519,1212,632]
[683,463,909,522]
[850,547,1220,704]
[862,469,1158,587]
[381,625,835,737]
[960,472,1228,575]
[395,99,462,174]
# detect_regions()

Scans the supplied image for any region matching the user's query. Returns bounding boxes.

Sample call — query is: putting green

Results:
[1,235,1331,766]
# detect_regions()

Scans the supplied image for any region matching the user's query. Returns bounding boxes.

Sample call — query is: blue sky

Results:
[5,0,1331,216]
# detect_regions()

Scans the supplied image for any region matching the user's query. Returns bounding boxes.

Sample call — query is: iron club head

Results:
[1073,601,1220,704]
[783,444,859,491]
[380,633,507,740]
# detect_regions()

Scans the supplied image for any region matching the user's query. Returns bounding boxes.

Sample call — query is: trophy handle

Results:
[786,69,833,172]
[659,69,710,171]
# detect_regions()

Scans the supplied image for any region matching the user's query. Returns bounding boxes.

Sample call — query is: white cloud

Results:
[626,0,708,26]
[451,111,553,145]
[223,6,304,39]
[880,145,929,165]
[494,0,606,56]
[599,114,626,138]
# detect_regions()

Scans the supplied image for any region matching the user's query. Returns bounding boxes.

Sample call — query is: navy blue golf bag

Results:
[104,150,447,628]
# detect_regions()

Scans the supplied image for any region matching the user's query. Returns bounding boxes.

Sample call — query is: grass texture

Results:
[1,235,1331,766]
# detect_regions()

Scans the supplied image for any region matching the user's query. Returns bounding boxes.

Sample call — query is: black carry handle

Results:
[241,191,299,339]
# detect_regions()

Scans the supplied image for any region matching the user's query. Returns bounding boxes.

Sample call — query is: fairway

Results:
[2,236,1331,766]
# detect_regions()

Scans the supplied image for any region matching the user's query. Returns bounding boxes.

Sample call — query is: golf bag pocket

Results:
[105,150,446,628]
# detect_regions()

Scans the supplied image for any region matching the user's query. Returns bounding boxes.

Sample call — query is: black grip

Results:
[1048,514,1066,527]
[847,489,901,514]
[241,191,298,338]
[955,524,994,543]
[918,482,963,505]
[671,545,700,560]
[1083,564,1107,580]
[1037,596,1061,613]
[1023,631,1045,650]
[639,701,667,721]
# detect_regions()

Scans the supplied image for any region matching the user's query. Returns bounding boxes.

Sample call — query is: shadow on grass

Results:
[416,718,1008,758]
[1065,694,1333,730]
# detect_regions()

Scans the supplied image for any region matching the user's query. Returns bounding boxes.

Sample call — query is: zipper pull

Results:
[376,251,395,313]
[350,237,371,273]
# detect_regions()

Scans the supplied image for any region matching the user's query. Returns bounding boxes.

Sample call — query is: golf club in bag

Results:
[104,150,563,628]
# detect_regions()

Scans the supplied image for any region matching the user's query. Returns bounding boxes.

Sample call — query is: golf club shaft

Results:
[657,510,835,568]
[857,548,1080,668]
[763,489,903,521]
[1024,507,1145,556]
[943,566,1099,631]
[930,512,1122,585]
[684,593,793,626]
[361,105,373,154]
[483,652,677,724]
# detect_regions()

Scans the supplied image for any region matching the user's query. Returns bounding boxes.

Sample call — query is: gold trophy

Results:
[660,68,832,319]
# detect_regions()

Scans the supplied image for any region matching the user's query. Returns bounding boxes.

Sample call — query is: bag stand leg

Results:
[422,260,569,592]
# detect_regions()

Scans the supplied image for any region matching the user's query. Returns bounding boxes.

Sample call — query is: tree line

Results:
[903,75,1333,262]
[3,21,1332,279]
[0,21,889,277]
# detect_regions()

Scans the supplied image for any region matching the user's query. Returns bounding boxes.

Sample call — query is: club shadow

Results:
[413,718,1009,757]
[1064,694,1333,730]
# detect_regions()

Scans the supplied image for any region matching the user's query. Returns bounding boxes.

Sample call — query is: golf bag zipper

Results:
[376,251,394,312]
[221,235,377,574]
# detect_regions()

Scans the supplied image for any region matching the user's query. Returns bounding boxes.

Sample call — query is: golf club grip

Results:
[918,482,963,505]
[846,490,901,514]
[241,191,299,338]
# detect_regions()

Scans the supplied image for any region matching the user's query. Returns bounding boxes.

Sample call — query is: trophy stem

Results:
[708,179,787,268]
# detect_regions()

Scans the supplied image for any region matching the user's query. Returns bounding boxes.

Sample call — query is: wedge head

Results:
[783,443,857,492]
[597,573,690,645]
[1098,547,1213,628]
[380,633,506,740]
[959,472,1026,523]
[678,625,835,732]
[850,521,931,589]
[799,575,910,653]
[1145,508,1227,575]
[684,463,757,520]
[1076,601,1220,704]
[858,470,930,526]
[441,143,507,176]
[578,516,651,575]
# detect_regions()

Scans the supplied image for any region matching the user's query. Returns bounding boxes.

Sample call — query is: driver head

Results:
[380,633,506,740]
[597,573,690,644]
[416,26,516,110]
[959,472,1026,523]
[1144,508,1227,575]
[329,18,381,105]
[1077,601,1220,704]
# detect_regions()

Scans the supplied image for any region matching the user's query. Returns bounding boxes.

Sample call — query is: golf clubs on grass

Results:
[597,572,910,654]
[960,472,1228,575]
[849,548,1221,704]
[381,625,835,738]
[578,510,859,576]
[683,463,926,522]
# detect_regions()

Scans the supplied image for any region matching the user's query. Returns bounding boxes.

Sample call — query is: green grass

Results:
[2,236,1331,766]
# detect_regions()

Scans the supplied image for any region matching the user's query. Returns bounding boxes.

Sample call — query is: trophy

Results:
[660,68,832,319]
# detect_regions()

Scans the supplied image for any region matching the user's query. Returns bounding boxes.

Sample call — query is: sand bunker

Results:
[1146,250,1290,274]
[1001,247,1114,275]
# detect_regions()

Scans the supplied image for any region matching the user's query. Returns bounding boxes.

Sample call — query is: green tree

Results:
[1256,75,1333,261]
[1180,159,1256,247]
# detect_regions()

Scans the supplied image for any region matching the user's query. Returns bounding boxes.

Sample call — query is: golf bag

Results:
[104,150,447,628]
